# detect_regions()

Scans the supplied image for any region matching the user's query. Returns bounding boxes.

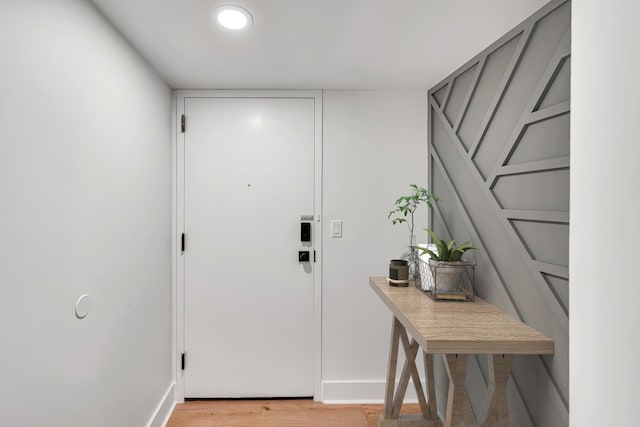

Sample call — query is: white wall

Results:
[571,1,640,425]
[321,91,427,401]
[0,1,173,426]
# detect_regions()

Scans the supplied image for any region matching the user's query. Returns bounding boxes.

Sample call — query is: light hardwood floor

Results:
[166,399,422,427]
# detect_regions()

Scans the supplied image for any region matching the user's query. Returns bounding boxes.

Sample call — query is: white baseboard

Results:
[321,380,427,404]
[146,382,176,427]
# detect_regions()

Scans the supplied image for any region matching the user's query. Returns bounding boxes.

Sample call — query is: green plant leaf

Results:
[422,229,477,261]
[413,246,440,260]
[439,243,449,260]
[453,241,475,254]
[425,228,441,246]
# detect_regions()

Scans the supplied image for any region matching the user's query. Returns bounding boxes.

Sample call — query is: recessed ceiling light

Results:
[215,5,252,31]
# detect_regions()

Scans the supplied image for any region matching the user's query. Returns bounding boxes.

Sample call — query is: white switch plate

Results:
[331,220,342,238]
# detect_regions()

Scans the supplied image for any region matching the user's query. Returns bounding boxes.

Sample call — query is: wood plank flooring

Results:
[166,399,422,427]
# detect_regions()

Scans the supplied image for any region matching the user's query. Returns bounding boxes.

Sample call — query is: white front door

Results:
[181,94,318,398]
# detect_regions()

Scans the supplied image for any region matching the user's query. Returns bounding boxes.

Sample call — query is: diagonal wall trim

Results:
[503,209,569,224]
[430,145,567,419]
[532,260,569,279]
[495,156,569,180]
[528,100,570,125]
[430,147,523,318]
[453,59,485,134]
[439,82,453,114]
[432,202,454,242]
[485,28,571,187]
[432,84,448,107]
[534,58,571,112]
[467,26,533,160]
[543,273,569,316]
[431,101,568,329]
[509,219,568,269]
[428,4,570,422]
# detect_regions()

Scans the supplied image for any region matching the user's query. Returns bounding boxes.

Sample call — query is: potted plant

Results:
[388,185,438,284]
[414,228,477,301]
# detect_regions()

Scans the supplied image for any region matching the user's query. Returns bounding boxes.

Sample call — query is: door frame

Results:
[172,90,323,402]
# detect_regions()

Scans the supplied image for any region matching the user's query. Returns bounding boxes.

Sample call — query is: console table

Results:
[369,276,554,427]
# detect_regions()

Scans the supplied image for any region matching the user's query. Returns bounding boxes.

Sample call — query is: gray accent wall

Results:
[427,1,570,425]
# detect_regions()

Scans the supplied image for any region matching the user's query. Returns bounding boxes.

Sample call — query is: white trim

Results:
[321,380,427,404]
[313,91,324,400]
[173,90,323,401]
[145,383,176,427]
[170,90,182,403]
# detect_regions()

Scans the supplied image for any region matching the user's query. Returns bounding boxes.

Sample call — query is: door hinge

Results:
[181,352,186,370]
[181,233,185,253]
[181,114,186,133]
[313,250,316,263]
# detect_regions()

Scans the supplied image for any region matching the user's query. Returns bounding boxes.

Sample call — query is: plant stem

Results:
[408,210,417,279]
[409,210,415,250]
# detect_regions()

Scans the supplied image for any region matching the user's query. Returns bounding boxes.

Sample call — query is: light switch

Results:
[331,220,342,238]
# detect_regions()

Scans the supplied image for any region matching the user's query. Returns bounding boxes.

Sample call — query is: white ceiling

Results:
[90,0,550,90]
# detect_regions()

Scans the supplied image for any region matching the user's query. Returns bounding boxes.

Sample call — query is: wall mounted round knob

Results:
[75,294,92,319]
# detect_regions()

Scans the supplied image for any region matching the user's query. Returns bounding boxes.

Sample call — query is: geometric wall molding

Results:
[427,1,570,425]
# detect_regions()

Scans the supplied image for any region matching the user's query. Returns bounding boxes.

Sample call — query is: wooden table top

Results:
[370,276,554,355]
